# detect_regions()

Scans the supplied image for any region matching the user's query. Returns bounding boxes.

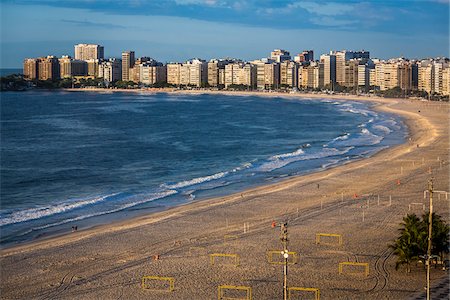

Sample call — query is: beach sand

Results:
[1,91,449,299]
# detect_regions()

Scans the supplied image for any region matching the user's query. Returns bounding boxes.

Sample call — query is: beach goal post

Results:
[408,202,425,211]
[288,287,320,300]
[315,233,343,246]
[210,253,240,267]
[218,285,252,300]
[141,276,174,292]
[267,250,298,265]
[338,262,369,276]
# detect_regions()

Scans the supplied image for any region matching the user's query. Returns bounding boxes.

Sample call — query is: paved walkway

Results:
[409,274,449,300]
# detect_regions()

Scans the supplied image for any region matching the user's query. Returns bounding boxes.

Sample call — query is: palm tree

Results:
[421,212,450,259]
[390,214,426,272]
[391,213,449,272]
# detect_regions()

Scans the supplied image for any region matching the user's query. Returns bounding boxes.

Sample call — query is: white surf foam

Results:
[17,190,177,234]
[271,148,305,160]
[372,125,392,134]
[0,193,117,227]
[163,171,229,189]
[259,147,354,172]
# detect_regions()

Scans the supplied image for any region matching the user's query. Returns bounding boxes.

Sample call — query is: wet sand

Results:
[1,92,449,299]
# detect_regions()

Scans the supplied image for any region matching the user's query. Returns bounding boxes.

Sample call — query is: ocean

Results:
[0,69,22,77]
[0,91,407,246]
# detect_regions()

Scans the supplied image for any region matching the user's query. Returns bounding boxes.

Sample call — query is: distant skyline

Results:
[1,0,449,68]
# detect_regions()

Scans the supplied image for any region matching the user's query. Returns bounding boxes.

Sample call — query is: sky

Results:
[0,0,449,68]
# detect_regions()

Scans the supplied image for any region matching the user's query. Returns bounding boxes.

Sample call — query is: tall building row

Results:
[22,45,450,96]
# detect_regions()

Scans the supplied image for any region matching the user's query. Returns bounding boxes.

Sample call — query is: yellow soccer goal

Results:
[210,253,240,267]
[315,233,343,245]
[218,285,252,300]
[338,262,369,276]
[288,287,320,300]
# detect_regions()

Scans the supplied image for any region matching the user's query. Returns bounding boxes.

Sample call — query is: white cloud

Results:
[174,0,220,5]
[310,16,358,27]
[288,1,354,16]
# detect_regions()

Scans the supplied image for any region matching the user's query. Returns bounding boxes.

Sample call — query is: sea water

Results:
[0,91,407,246]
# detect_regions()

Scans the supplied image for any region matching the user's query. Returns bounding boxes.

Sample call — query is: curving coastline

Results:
[1,92,448,299]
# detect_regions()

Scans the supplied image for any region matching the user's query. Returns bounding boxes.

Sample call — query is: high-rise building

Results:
[74,44,104,60]
[433,62,444,95]
[270,49,291,63]
[319,54,336,87]
[224,62,255,88]
[280,61,298,88]
[333,50,370,85]
[207,59,232,87]
[23,58,39,80]
[418,60,433,94]
[85,59,100,77]
[186,59,207,87]
[306,62,320,89]
[139,64,167,85]
[417,59,450,95]
[167,59,207,87]
[98,58,122,82]
[397,61,413,92]
[294,50,314,63]
[38,56,60,80]
[344,60,360,89]
[218,69,225,86]
[297,65,310,89]
[167,63,182,85]
[253,59,280,90]
[59,56,87,78]
[369,68,377,87]
[121,51,135,81]
[357,62,373,91]
[372,59,413,92]
[442,66,450,96]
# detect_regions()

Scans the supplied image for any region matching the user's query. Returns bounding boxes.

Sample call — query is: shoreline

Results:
[0,89,406,250]
[1,90,448,299]
[0,91,428,254]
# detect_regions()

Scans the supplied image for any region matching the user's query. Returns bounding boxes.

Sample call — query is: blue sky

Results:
[1,0,448,68]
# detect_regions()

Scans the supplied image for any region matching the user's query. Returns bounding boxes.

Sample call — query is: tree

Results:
[390,214,426,272]
[421,212,450,258]
[390,212,449,272]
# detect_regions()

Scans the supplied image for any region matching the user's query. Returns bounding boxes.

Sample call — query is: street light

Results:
[423,180,449,300]
[280,223,289,300]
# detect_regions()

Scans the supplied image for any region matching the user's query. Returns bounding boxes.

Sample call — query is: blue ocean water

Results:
[0,91,407,246]
[0,69,22,77]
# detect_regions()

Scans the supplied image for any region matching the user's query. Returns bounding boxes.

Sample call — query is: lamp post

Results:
[281,222,289,300]
[422,183,448,300]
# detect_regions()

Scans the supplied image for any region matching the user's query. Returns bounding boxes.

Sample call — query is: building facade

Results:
[319,54,336,87]
[38,56,60,80]
[121,51,135,81]
[23,58,39,80]
[280,61,298,88]
[74,44,104,60]
[59,56,88,78]
[270,49,291,63]
[98,58,122,82]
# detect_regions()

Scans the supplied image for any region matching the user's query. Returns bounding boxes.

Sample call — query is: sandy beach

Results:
[1,91,449,299]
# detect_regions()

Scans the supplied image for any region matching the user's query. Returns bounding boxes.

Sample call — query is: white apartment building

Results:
[139,64,166,85]
[98,58,122,82]
[224,63,255,88]
[167,59,207,87]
